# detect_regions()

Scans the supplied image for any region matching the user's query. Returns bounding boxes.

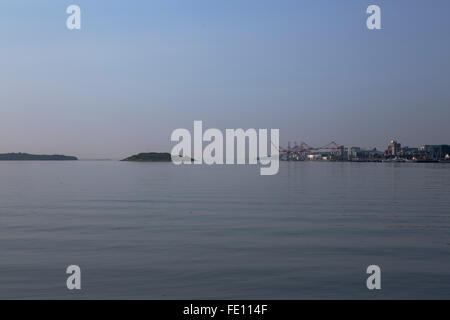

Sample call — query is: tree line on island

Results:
[0,153,78,161]
[0,152,187,162]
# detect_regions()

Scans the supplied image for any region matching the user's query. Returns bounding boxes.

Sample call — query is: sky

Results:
[1,0,449,159]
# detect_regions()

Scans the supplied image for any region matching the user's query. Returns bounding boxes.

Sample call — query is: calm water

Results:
[0,161,449,299]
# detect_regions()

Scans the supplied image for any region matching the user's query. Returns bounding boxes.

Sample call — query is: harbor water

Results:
[0,161,449,299]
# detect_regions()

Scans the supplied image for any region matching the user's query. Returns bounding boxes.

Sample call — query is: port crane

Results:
[277,141,345,160]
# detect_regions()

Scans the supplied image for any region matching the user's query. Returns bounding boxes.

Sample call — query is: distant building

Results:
[420,145,450,160]
[349,147,383,160]
[307,154,321,161]
[350,147,361,159]
[398,146,419,159]
[386,140,401,157]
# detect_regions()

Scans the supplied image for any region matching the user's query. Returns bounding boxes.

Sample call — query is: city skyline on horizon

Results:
[1,0,450,159]
[1,135,448,160]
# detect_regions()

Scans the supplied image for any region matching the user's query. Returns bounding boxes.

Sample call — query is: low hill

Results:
[121,152,172,162]
[0,153,78,161]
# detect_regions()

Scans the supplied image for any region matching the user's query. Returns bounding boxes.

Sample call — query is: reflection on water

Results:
[0,161,449,299]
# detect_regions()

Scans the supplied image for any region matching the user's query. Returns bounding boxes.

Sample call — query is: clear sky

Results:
[1,0,449,158]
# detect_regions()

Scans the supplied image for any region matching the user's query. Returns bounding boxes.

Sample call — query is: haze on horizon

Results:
[1,0,449,159]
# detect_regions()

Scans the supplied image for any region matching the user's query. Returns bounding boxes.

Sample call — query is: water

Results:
[0,161,449,299]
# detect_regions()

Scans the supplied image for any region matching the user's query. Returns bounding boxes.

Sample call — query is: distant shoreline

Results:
[0,153,78,161]
[1,152,448,164]
[121,152,172,162]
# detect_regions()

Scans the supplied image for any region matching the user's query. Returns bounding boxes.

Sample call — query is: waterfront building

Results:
[398,146,419,159]
[386,140,401,157]
[420,145,450,160]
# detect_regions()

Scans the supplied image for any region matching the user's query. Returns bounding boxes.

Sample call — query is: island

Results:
[121,152,173,162]
[0,153,78,161]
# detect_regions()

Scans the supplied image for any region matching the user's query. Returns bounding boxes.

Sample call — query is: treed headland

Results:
[0,153,78,161]
[122,152,194,162]
[121,152,172,162]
